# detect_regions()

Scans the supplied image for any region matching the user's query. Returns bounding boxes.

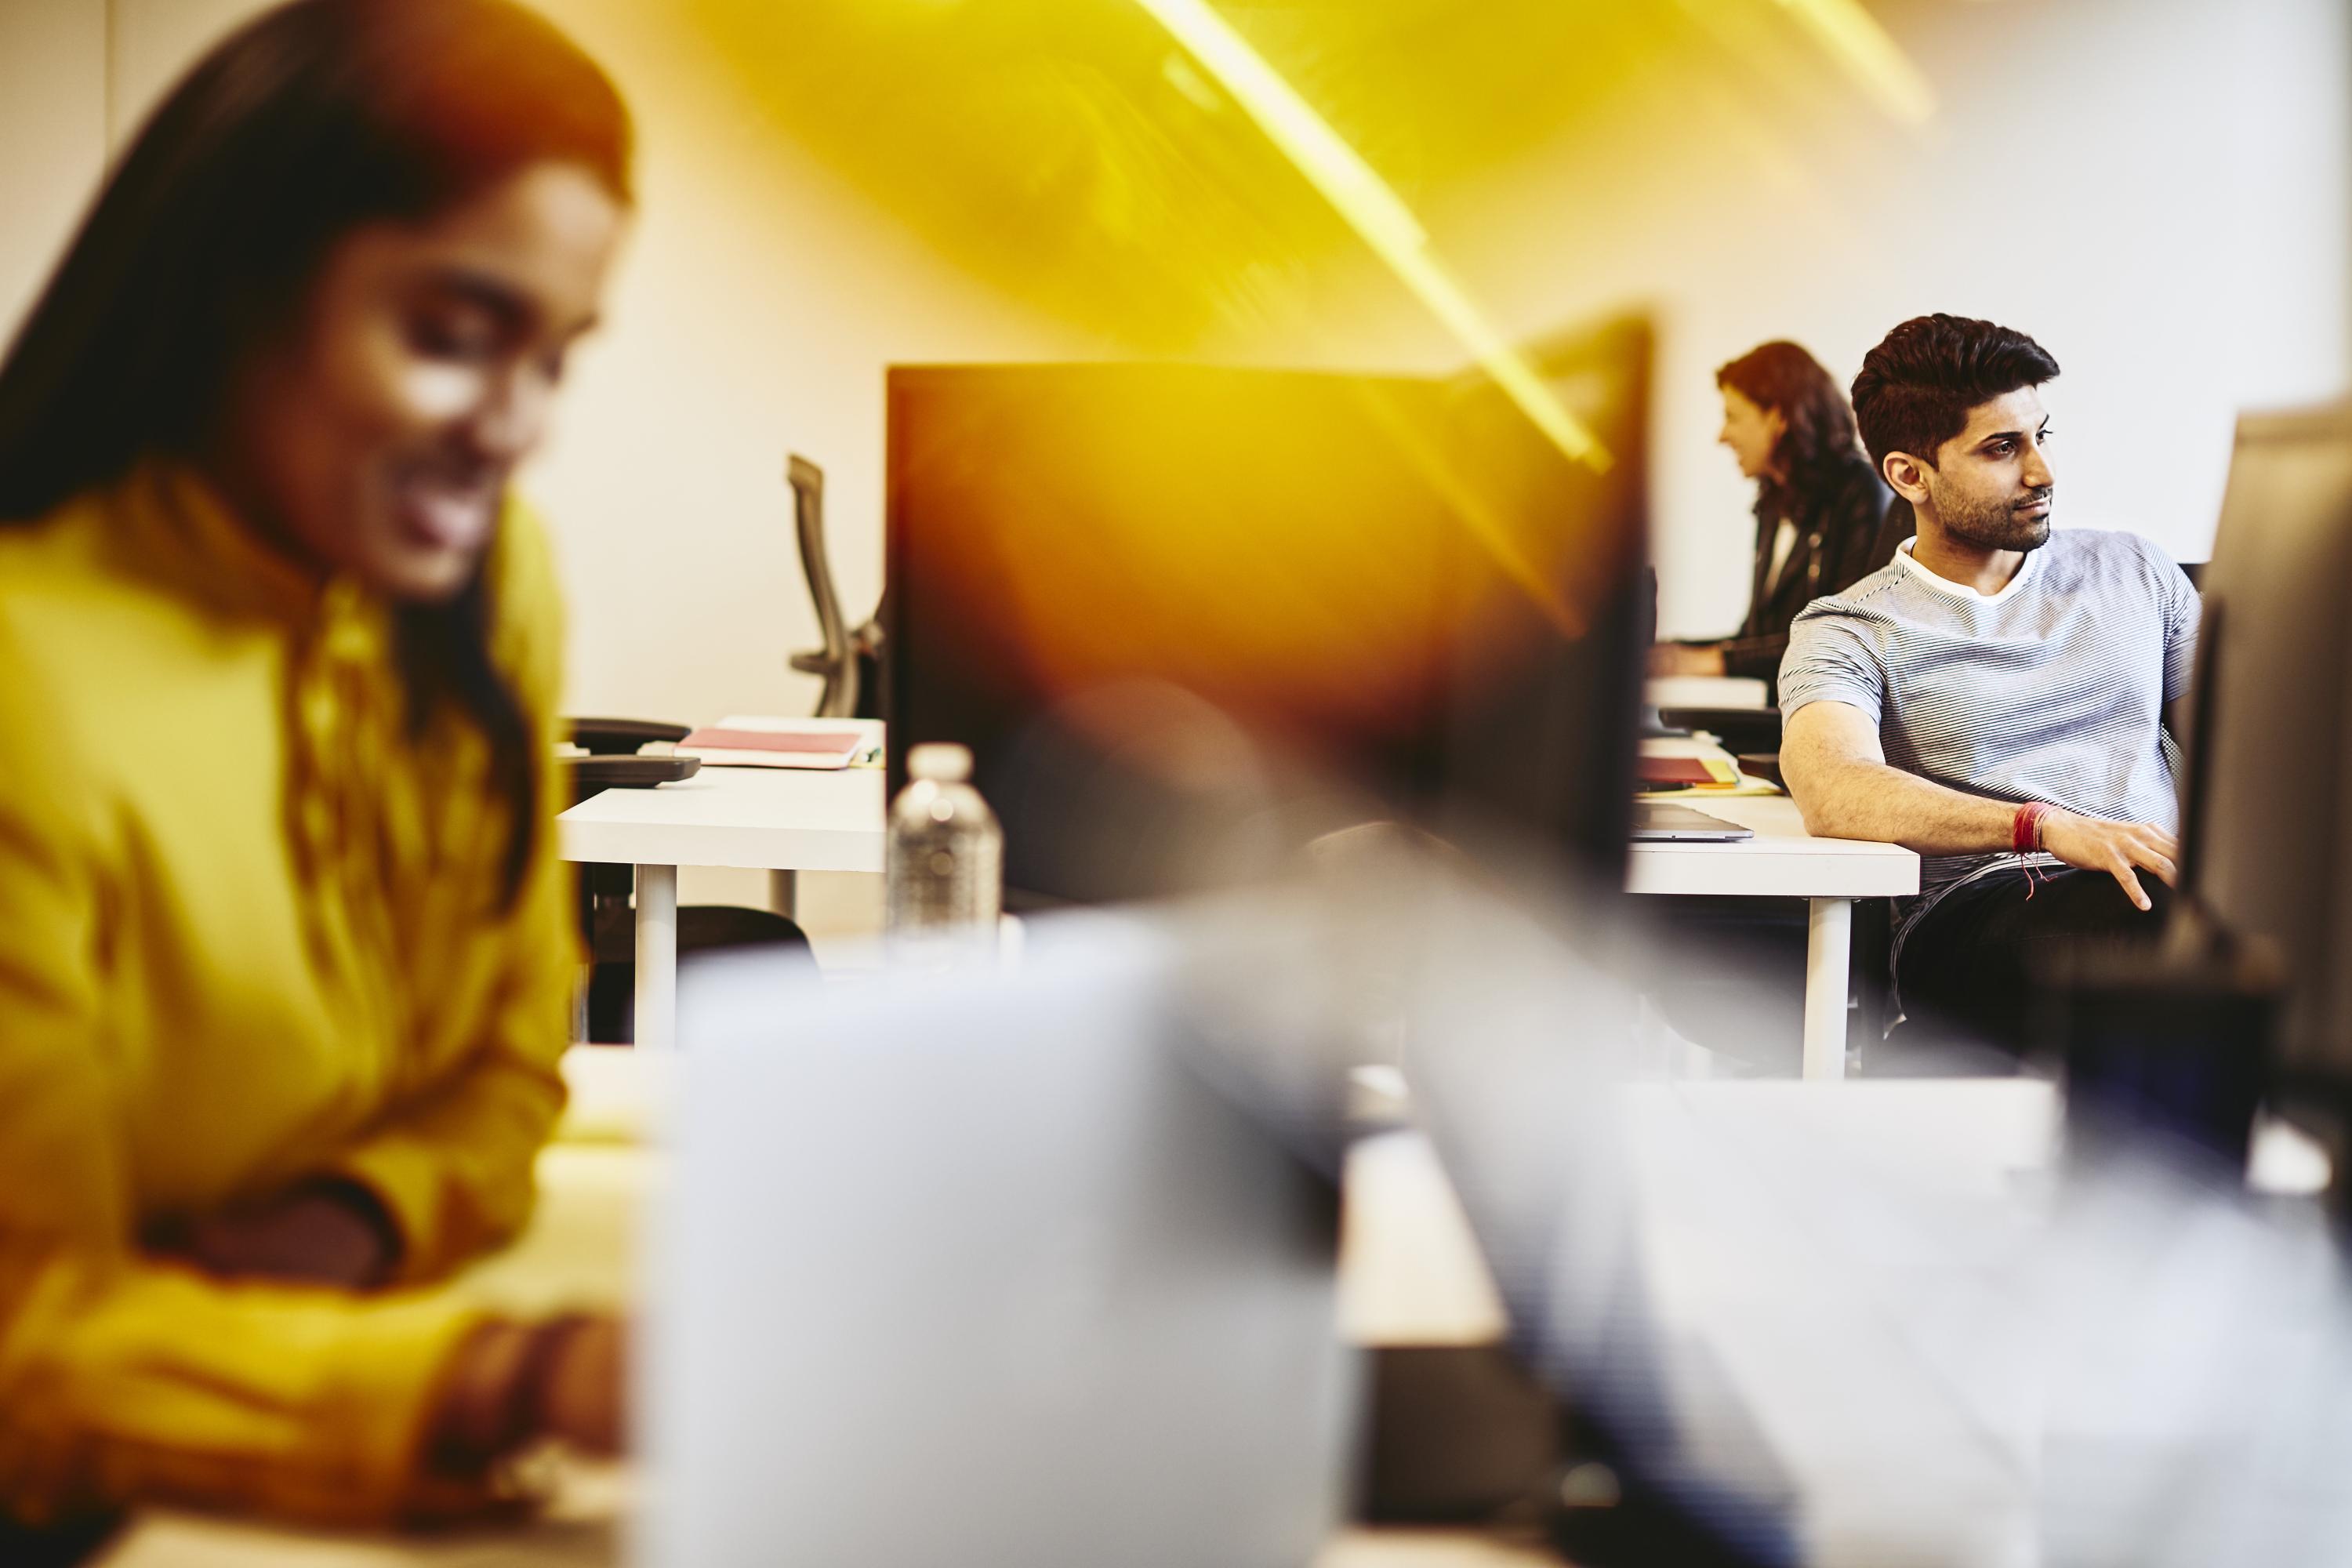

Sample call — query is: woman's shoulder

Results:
[1785,452,1883,524]
[0,488,170,680]
[0,470,322,681]
[0,497,126,816]
[0,488,119,590]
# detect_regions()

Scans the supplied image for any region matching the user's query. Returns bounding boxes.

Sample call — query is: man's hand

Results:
[149,1179,401,1290]
[2038,810,2179,912]
[1648,642,1728,678]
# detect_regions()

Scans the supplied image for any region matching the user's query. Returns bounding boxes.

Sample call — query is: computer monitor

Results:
[2178,404,2352,1096]
[1429,318,1651,882]
[883,316,1650,902]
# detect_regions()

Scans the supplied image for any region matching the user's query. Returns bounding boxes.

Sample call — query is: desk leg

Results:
[768,869,799,922]
[1802,897,1852,1081]
[636,863,678,1052]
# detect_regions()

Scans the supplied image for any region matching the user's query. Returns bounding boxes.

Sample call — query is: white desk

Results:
[561,746,1916,1074]
[557,764,886,875]
[557,726,886,1051]
[1628,795,1918,1079]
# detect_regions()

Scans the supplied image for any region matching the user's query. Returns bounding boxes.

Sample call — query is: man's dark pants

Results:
[1896,866,2172,1053]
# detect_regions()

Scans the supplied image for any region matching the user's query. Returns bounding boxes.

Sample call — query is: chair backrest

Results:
[787,456,855,717]
[787,455,887,720]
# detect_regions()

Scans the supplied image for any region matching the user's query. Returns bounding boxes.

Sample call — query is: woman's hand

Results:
[536,1315,626,1452]
[428,1315,629,1478]
[149,1178,401,1289]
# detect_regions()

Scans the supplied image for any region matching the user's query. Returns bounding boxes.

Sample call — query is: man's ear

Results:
[1882,451,1933,506]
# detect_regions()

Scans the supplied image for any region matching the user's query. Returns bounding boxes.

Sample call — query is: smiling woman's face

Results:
[219,162,625,601]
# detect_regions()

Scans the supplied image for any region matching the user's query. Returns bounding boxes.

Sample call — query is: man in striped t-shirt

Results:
[1777,314,2198,1051]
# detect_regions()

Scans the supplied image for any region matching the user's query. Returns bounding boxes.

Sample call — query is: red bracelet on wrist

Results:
[2012,801,2051,855]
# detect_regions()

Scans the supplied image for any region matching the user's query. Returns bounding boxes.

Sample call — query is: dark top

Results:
[1717,453,1906,694]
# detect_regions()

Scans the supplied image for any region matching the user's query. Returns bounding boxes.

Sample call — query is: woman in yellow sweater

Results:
[0,0,631,1532]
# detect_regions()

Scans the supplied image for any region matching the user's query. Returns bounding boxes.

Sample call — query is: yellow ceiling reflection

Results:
[682,0,1933,354]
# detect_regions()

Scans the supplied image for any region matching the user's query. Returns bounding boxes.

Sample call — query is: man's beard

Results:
[1935,485,2053,552]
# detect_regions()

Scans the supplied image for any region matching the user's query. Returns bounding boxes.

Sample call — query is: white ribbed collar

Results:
[1896,535,2042,604]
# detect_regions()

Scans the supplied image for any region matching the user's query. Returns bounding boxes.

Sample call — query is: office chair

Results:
[785,456,885,720]
[563,455,873,1041]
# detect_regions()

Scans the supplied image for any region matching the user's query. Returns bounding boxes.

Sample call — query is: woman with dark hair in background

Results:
[1652,340,1904,695]
[0,0,628,1531]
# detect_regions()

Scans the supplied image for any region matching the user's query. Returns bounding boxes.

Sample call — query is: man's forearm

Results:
[1792,757,2021,855]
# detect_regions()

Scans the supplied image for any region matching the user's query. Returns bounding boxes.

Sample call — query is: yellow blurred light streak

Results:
[1352,389,1587,639]
[1129,0,1610,475]
[1770,0,1937,125]
[1160,54,1225,116]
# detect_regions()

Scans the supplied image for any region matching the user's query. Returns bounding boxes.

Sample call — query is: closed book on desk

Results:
[1636,755,1739,790]
[677,727,862,770]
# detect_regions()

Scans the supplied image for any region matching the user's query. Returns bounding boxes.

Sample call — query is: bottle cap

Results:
[907,742,973,783]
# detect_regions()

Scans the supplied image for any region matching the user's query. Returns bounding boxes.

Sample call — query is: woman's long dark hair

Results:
[0,0,631,906]
[1715,341,1866,519]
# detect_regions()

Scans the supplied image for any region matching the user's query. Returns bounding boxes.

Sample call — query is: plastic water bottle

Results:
[887,742,1003,963]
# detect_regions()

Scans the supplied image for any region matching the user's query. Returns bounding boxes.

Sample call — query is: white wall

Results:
[0,2,104,336]
[1199,0,2352,641]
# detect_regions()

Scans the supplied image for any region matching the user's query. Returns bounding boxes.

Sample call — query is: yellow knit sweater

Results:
[0,463,580,1524]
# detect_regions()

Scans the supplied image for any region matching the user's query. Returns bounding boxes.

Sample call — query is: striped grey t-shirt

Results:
[1777,528,2200,934]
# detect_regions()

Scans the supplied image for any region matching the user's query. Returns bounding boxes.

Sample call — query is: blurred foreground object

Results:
[657,832,2352,1565]
[103,855,2352,1563]
[651,917,1353,1566]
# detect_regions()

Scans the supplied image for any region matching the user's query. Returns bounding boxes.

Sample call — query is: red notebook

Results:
[1636,756,1719,788]
[677,728,864,769]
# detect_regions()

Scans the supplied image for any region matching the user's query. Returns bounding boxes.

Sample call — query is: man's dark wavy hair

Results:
[1714,340,1865,513]
[1850,314,2060,474]
[0,0,632,907]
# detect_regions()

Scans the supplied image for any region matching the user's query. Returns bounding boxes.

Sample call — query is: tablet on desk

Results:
[1630,802,1754,843]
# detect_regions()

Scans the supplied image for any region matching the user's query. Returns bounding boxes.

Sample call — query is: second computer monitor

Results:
[2183,403,2352,1089]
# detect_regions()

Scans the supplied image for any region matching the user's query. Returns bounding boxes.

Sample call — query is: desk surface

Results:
[562,760,1917,902]
[558,764,887,873]
[1627,794,1918,898]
